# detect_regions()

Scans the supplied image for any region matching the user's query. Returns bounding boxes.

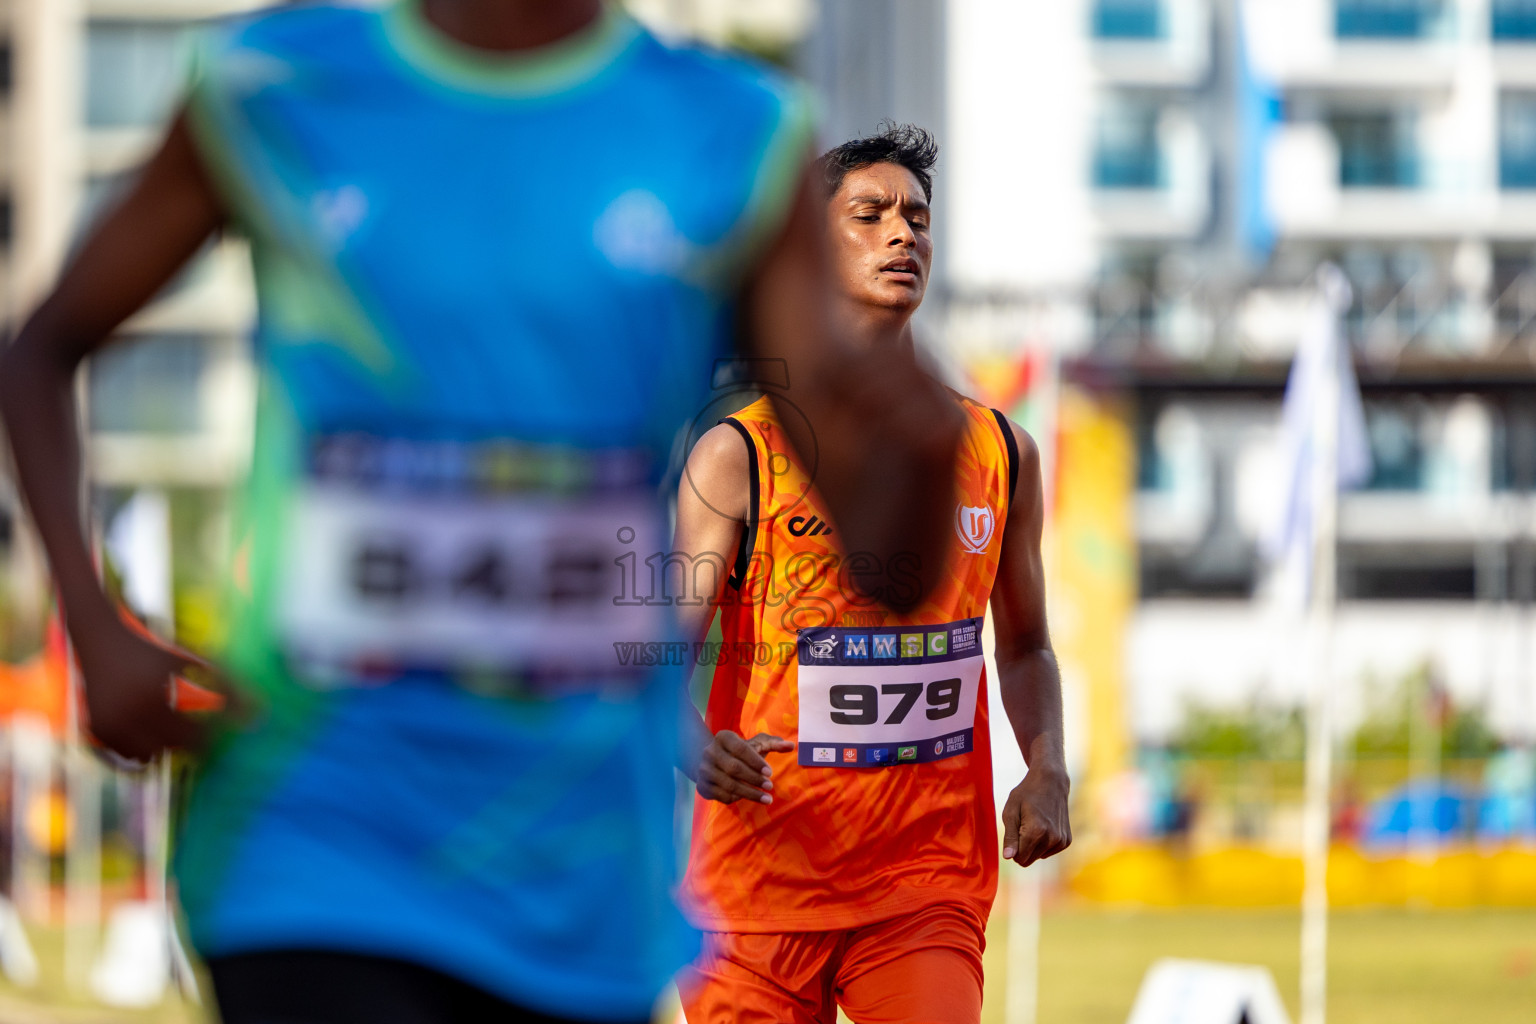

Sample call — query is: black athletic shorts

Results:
[208,949,654,1024]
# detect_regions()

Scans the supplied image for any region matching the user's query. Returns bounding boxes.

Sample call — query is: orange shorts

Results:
[677,901,986,1024]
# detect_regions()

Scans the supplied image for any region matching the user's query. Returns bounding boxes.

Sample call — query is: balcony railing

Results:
[1093,0,1164,40]
[1335,0,1447,39]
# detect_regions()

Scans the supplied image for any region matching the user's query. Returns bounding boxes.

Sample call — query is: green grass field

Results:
[0,905,1533,1022]
[984,905,1536,1024]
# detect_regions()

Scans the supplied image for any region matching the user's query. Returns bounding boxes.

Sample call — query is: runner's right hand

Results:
[71,612,214,764]
[695,730,794,805]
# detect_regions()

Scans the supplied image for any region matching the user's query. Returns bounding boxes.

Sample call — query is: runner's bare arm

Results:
[0,109,228,762]
[674,422,750,645]
[740,161,962,611]
[989,420,1072,867]
[673,423,792,803]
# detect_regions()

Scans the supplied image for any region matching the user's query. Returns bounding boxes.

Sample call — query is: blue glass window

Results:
[1093,0,1164,40]
[1365,405,1425,491]
[89,334,214,435]
[1331,113,1419,187]
[85,21,190,128]
[1336,0,1445,39]
[1501,93,1536,188]
[1493,0,1536,40]
[1094,106,1164,188]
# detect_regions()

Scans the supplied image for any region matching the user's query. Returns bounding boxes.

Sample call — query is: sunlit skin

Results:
[827,162,933,351]
[422,0,601,50]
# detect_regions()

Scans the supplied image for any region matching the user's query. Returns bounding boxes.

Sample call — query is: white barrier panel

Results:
[0,898,39,988]
[1126,959,1292,1024]
[90,901,168,1008]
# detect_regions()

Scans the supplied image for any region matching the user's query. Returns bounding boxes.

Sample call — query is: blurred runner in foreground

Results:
[672,125,1071,1024]
[0,3,963,1021]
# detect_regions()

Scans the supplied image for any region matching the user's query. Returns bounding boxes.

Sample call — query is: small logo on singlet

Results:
[594,190,691,275]
[311,185,369,249]
[787,515,832,537]
[807,635,838,659]
[955,503,996,555]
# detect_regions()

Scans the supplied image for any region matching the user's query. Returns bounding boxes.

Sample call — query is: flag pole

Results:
[1299,269,1344,1024]
[1001,323,1060,1024]
[63,580,102,996]
[1003,861,1041,1024]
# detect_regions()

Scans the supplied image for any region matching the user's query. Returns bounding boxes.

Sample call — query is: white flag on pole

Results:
[104,490,172,626]
[1262,264,1373,607]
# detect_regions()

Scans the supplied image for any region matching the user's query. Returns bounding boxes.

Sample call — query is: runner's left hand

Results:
[1001,766,1071,867]
[695,730,795,805]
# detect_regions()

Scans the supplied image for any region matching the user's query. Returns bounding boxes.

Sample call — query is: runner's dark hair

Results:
[819,122,939,202]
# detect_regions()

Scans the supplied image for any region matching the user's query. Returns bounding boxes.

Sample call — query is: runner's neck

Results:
[834,300,918,355]
[420,0,603,52]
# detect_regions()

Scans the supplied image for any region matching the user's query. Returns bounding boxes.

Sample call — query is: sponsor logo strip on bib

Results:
[796,617,983,768]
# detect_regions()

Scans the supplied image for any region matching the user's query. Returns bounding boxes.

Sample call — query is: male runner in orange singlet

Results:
[671,125,1072,1024]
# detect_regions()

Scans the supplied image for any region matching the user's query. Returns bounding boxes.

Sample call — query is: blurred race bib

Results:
[796,617,983,767]
[275,435,666,691]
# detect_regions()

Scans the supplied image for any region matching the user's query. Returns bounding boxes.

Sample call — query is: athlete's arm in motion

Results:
[990,420,1072,866]
[0,111,227,762]
[671,424,791,805]
[740,164,962,611]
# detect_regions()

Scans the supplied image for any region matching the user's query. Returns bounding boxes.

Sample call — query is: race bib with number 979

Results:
[796,617,983,768]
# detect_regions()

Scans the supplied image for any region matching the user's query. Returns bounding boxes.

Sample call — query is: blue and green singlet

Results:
[174,2,812,1017]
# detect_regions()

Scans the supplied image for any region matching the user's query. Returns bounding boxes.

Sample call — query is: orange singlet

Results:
[680,394,1019,1023]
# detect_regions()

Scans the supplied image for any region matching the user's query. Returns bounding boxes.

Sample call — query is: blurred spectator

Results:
[1365,780,1478,848]
[1332,779,1366,844]
[1098,768,1154,844]
[1164,776,1202,854]
[1478,745,1536,841]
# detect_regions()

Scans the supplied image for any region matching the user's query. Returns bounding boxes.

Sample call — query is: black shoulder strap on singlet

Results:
[719,418,759,590]
[990,407,1020,510]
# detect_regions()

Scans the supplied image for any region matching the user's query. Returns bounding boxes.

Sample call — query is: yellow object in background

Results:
[1050,387,1135,795]
[23,790,72,857]
[1067,844,1536,908]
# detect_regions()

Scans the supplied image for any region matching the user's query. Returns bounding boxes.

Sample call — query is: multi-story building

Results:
[809,0,1536,749]
[1082,0,1536,745]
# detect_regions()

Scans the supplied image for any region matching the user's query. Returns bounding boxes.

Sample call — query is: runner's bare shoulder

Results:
[682,422,753,524]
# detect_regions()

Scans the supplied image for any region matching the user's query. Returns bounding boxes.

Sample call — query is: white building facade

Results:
[809,0,1536,744]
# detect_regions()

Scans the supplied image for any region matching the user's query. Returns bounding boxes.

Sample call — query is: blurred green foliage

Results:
[1169,660,1499,763]
[725,30,796,68]
[1173,701,1305,760]
[1352,661,1500,760]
